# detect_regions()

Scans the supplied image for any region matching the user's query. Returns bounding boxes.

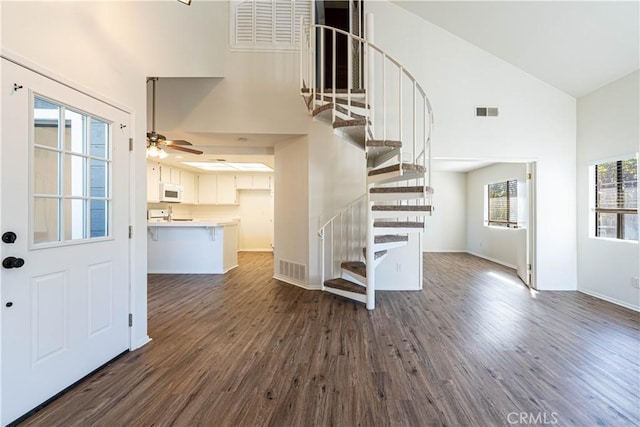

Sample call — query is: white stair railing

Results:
[300,20,434,182]
[318,196,367,288]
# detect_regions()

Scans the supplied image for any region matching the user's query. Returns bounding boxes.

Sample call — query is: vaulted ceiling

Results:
[393,1,639,98]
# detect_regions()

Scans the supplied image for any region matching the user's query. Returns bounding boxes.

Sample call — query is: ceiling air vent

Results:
[476,107,499,117]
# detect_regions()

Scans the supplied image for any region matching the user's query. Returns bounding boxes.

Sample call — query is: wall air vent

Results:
[476,107,499,117]
[279,259,307,283]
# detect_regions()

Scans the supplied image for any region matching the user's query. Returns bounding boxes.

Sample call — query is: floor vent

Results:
[279,260,307,283]
[476,106,499,117]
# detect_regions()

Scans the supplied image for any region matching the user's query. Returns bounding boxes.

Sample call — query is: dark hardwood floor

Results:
[19,252,640,426]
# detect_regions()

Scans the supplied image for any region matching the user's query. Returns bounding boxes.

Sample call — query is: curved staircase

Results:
[300,20,434,310]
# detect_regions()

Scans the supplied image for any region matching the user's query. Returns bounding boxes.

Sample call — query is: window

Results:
[32,96,111,245]
[230,0,311,51]
[594,158,637,241]
[487,180,518,228]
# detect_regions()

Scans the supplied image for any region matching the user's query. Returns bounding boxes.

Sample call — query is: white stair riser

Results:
[341,270,367,286]
[374,227,424,235]
[371,210,430,219]
[373,240,408,251]
[324,287,367,303]
[370,192,427,202]
[368,148,400,169]
[368,171,426,186]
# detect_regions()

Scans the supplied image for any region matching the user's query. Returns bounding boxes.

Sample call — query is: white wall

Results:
[1,0,228,350]
[423,171,466,252]
[274,135,310,286]
[307,122,366,288]
[366,1,577,290]
[577,71,640,311]
[466,163,527,268]
[159,190,274,252]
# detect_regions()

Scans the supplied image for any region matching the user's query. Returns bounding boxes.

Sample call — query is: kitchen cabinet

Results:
[198,174,237,205]
[160,165,181,185]
[181,171,197,204]
[147,161,161,202]
[235,174,272,190]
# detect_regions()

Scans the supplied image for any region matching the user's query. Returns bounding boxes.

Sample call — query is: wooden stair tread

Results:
[316,95,368,109]
[374,221,424,228]
[333,118,368,128]
[341,261,366,277]
[325,278,366,295]
[369,163,426,176]
[312,103,333,116]
[374,235,409,244]
[372,205,432,212]
[311,88,366,94]
[366,140,402,148]
[363,248,387,259]
[370,186,434,194]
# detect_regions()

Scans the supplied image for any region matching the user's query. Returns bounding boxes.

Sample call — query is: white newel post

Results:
[365,12,375,310]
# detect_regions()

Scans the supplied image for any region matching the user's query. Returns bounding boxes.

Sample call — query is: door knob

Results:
[2,257,24,269]
[2,232,17,244]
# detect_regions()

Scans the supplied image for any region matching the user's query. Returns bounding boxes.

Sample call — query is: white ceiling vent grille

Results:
[279,259,307,283]
[476,107,499,117]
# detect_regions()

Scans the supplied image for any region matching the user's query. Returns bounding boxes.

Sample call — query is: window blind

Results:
[594,158,638,240]
[488,180,518,227]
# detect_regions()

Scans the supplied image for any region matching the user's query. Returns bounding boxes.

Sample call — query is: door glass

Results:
[33,197,59,244]
[33,148,59,195]
[31,96,112,245]
[33,98,60,149]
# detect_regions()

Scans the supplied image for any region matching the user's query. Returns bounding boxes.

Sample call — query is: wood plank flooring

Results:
[18,252,640,426]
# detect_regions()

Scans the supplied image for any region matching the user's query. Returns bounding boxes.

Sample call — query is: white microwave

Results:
[159,182,183,203]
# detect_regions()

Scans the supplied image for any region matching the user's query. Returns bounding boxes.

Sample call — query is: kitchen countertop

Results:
[147,219,239,227]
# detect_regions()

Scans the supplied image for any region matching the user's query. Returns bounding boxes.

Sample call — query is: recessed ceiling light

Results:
[216,158,226,162]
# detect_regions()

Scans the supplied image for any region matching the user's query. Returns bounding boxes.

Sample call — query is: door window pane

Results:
[64,109,86,154]
[34,197,59,244]
[90,118,108,158]
[64,154,86,197]
[33,148,59,195]
[64,199,86,240]
[33,98,60,148]
[90,159,108,198]
[89,200,108,238]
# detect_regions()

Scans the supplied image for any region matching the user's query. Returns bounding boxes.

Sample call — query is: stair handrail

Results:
[318,194,367,288]
[300,22,434,183]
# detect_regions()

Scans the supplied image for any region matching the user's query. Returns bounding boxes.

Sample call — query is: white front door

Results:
[1,59,130,425]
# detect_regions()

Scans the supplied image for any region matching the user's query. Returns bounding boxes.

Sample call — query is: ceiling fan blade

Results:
[167,145,203,155]
[165,140,192,146]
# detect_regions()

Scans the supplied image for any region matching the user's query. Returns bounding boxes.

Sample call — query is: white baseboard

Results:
[423,250,466,253]
[273,274,320,290]
[466,251,517,269]
[130,335,152,351]
[579,289,640,312]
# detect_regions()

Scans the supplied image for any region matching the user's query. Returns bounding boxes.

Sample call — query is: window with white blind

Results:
[230,0,312,51]
[486,180,518,228]
[593,157,638,241]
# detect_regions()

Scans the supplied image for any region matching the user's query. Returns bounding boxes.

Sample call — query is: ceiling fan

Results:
[146,77,203,158]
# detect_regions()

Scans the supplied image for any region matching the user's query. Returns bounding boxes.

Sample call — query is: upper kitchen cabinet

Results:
[147,161,161,203]
[235,174,272,190]
[159,165,181,185]
[181,170,197,204]
[198,174,237,205]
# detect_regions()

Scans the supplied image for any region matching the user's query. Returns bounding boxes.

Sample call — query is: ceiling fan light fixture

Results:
[147,144,160,158]
[158,149,169,159]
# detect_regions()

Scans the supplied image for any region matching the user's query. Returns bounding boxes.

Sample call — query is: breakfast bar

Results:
[147,220,239,274]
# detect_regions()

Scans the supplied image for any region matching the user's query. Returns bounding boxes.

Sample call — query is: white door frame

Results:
[0,52,139,424]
